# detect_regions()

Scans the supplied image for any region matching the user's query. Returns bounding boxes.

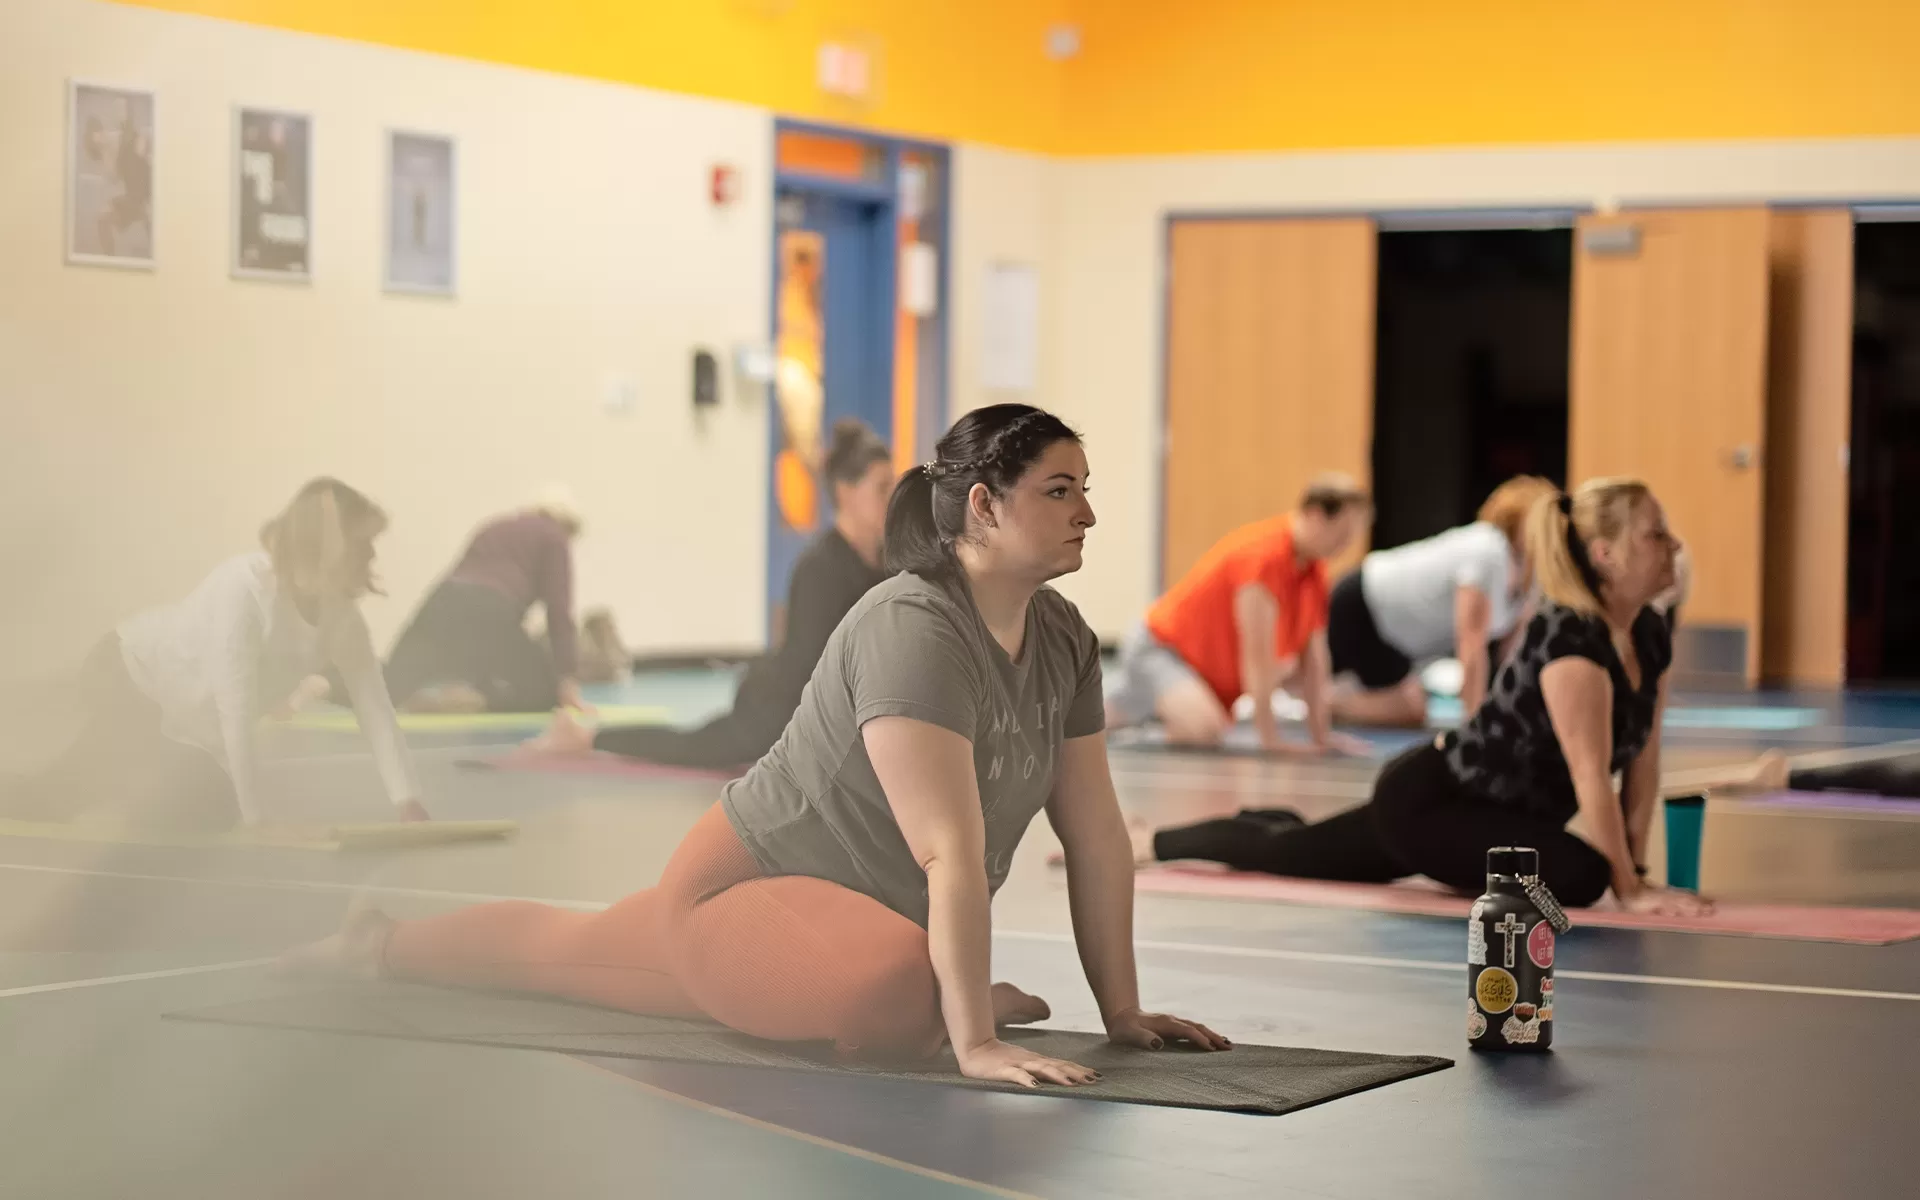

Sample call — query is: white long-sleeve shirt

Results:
[116,551,419,824]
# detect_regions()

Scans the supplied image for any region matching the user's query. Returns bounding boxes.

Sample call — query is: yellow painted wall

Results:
[115,0,1073,150]
[1063,0,1920,153]
[121,0,1920,153]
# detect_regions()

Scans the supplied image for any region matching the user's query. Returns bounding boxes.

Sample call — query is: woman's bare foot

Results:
[1126,815,1160,867]
[992,981,1051,1026]
[277,905,397,979]
[1747,750,1791,792]
[396,799,432,823]
[521,707,596,757]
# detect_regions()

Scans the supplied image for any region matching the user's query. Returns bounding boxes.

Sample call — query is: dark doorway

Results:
[1372,228,1573,550]
[1847,221,1920,683]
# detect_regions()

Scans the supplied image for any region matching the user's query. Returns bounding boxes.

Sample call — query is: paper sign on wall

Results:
[982,262,1038,394]
[901,242,938,318]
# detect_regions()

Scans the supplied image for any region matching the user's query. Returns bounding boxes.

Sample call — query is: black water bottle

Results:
[1467,846,1570,1053]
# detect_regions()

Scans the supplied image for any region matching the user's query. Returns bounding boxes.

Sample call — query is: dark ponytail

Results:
[883,403,1081,579]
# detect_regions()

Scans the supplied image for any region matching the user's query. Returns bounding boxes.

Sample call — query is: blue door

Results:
[766,186,894,644]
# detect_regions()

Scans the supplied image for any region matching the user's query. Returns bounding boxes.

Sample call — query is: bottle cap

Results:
[1487,846,1539,877]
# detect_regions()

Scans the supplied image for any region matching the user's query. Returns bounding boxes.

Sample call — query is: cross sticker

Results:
[1495,913,1527,969]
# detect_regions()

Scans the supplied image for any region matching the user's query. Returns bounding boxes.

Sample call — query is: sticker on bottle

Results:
[1528,920,1556,969]
[1475,967,1517,1014]
[1468,1006,1487,1040]
[1539,978,1554,1020]
[1467,904,1487,966]
[1501,1012,1541,1045]
[1494,912,1527,968]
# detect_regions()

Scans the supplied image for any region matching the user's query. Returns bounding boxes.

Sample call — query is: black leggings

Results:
[3,636,237,830]
[1789,753,1920,799]
[1153,741,1615,906]
[592,709,780,771]
[385,581,557,713]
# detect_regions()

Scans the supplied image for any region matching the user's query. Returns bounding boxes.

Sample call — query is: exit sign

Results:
[817,41,872,100]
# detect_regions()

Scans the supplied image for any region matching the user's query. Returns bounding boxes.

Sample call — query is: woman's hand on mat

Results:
[1261,732,1367,759]
[1620,885,1715,917]
[956,1038,1101,1088]
[1314,732,1373,759]
[1105,1007,1233,1052]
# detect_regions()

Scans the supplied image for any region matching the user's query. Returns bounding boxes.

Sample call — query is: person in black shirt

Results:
[1140,478,1713,916]
[535,420,894,769]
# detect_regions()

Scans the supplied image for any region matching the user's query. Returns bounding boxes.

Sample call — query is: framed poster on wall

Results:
[66,81,155,269]
[385,130,456,295]
[233,106,312,281]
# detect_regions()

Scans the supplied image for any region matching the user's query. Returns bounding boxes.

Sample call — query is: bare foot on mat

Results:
[1126,815,1160,867]
[277,905,397,980]
[1747,750,1791,792]
[992,981,1052,1026]
[521,707,596,757]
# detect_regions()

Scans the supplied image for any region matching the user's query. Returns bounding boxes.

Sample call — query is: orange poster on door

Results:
[775,230,825,531]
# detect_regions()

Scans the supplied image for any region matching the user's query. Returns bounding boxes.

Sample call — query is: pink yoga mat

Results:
[1132,865,1920,945]
[459,752,741,783]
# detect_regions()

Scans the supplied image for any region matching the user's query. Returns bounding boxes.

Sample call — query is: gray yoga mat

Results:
[168,983,1450,1116]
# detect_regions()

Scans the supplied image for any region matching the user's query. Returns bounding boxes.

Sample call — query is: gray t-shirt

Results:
[720,572,1106,927]
[1358,521,1522,660]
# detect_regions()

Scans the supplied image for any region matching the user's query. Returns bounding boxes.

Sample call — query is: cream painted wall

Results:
[949,144,1060,422]
[12,2,1920,669]
[0,0,775,678]
[1051,139,1920,636]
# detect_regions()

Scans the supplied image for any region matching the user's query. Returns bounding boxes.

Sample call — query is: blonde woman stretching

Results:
[5,478,424,829]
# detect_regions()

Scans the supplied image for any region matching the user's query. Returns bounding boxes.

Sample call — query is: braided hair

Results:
[883,404,1081,579]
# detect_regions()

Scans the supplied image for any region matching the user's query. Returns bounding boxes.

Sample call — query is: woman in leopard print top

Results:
[1143,479,1713,917]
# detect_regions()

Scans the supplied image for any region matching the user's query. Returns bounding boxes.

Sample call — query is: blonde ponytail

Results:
[262,477,388,601]
[1524,477,1652,616]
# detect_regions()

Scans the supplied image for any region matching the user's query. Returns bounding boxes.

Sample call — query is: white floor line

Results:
[0,860,610,910]
[5,860,1913,1004]
[996,931,1920,1003]
[0,957,275,1000]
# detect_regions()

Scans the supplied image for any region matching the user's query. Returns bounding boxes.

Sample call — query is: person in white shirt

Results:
[1327,475,1557,728]
[5,478,424,828]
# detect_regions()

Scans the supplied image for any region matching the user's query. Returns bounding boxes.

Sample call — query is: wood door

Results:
[1161,218,1376,587]
[1569,208,1771,683]
[1763,211,1853,686]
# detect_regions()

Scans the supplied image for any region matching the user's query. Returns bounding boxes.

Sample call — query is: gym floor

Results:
[3,670,1918,1200]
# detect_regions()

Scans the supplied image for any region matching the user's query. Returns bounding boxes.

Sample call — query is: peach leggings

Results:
[383,803,945,1057]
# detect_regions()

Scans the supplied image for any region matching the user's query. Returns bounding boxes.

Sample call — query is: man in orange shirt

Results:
[1107,475,1371,755]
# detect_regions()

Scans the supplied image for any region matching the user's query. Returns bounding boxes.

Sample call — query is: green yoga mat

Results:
[169,983,1450,1116]
[277,705,668,734]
